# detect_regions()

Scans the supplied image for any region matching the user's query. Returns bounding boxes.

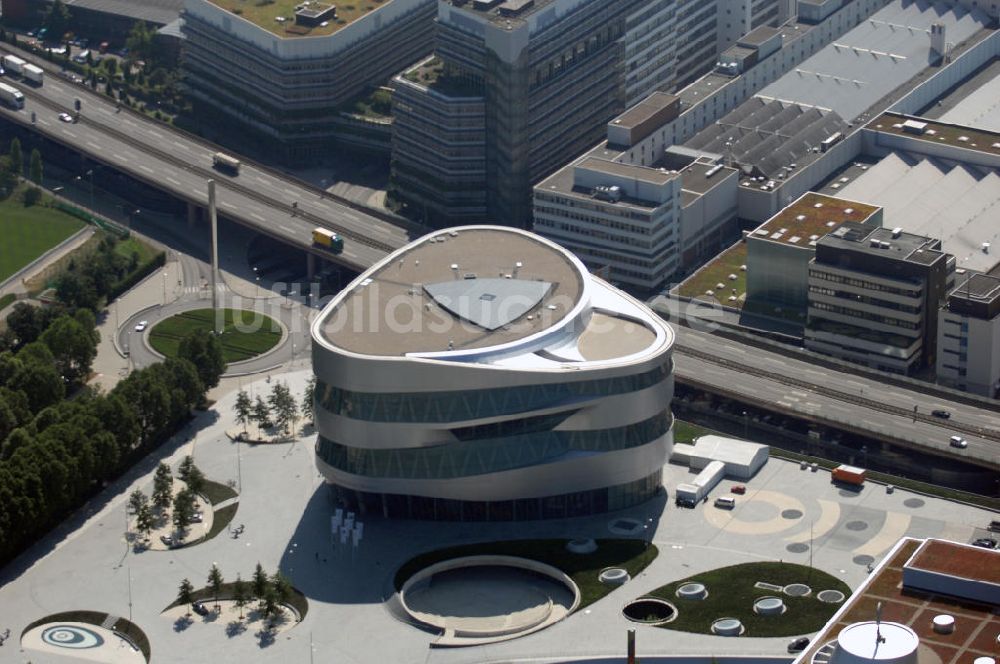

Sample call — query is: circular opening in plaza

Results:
[399,556,579,646]
[623,598,677,624]
[148,308,283,364]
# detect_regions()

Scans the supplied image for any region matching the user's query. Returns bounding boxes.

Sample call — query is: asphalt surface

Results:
[0,43,411,272]
[673,325,1000,470]
[0,378,994,664]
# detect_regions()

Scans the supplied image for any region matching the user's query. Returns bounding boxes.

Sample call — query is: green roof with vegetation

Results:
[647,561,851,637]
[209,0,388,38]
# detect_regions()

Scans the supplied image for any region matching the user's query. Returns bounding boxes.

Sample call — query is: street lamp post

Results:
[742,410,749,439]
[162,271,168,305]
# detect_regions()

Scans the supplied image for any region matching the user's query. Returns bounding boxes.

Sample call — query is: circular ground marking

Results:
[852,554,875,566]
[599,568,630,585]
[845,520,869,531]
[566,539,597,554]
[783,583,812,597]
[817,590,846,604]
[903,498,925,508]
[781,509,804,520]
[148,308,283,364]
[623,598,676,624]
[41,625,104,649]
[711,618,744,636]
[786,542,810,553]
[677,582,708,600]
[838,489,862,498]
[608,518,643,535]
[754,597,786,615]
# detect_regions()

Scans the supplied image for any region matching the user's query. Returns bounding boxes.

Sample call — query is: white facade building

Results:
[311,227,675,521]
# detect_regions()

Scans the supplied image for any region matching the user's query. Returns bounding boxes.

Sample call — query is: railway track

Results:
[14,80,401,255]
[675,342,1000,444]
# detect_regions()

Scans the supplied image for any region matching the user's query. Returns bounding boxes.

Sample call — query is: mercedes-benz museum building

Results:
[311,226,675,521]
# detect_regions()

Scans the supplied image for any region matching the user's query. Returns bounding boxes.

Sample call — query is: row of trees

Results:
[177,563,293,624]
[0,297,211,566]
[233,377,315,438]
[2,139,44,205]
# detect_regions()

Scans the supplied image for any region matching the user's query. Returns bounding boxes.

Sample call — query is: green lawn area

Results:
[676,241,748,307]
[149,308,282,363]
[674,420,715,445]
[0,191,86,282]
[395,539,658,610]
[114,235,157,265]
[210,0,384,37]
[647,562,851,637]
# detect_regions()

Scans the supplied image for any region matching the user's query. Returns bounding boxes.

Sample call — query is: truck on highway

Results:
[2,55,26,77]
[22,64,43,86]
[312,227,344,254]
[831,464,866,486]
[0,82,25,109]
[212,152,240,174]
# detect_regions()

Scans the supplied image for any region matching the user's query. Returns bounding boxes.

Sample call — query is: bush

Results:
[22,186,42,207]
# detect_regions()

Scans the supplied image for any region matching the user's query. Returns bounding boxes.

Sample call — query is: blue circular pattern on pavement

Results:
[41,625,105,649]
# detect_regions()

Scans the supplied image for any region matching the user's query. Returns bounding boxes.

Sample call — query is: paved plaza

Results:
[0,368,995,664]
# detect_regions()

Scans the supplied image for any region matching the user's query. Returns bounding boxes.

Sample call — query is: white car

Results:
[58,112,73,123]
[134,320,148,332]
[949,435,968,449]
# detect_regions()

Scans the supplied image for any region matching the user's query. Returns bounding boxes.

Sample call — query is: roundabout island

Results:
[148,308,283,364]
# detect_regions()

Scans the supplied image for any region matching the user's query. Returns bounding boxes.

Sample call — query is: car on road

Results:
[134,320,148,332]
[931,409,951,419]
[58,112,73,123]
[787,637,810,653]
[192,601,209,616]
[989,520,1000,533]
[949,435,968,449]
[159,535,175,547]
[730,485,746,495]
[972,537,997,549]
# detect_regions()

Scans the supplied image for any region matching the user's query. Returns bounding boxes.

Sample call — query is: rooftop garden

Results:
[675,240,747,308]
[210,0,388,37]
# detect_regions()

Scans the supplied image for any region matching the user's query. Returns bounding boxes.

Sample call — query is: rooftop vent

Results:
[892,228,902,239]
[983,243,991,254]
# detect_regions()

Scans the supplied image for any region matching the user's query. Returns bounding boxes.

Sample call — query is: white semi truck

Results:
[2,55,26,76]
[23,63,43,85]
[0,82,25,109]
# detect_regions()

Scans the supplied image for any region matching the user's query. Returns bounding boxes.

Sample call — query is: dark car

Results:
[931,409,951,419]
[988,520,1000,533]
[675,496,696,508]
[192,601,210,616]
[787,637,810,653]
[972,537,997,549]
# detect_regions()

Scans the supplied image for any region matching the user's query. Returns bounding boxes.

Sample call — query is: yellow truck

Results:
[312,227,344,254]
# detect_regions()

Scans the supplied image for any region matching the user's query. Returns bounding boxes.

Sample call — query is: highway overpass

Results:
[0,43,413,273]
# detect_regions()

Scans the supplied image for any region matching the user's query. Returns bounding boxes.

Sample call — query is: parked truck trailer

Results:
[0,82,25,109]
[22,64,43,85]
[2,55,26,76]
[831,464,866,486]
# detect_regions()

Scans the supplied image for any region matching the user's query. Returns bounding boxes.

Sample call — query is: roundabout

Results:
[148,308,283,364]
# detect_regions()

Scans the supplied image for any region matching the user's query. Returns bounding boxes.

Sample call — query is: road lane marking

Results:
[166,176,181,186]
[278,224,294,233]
[139,164,154,174]
[250,212,266,222]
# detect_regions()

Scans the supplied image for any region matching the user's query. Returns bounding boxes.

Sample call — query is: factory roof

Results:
[759,0,992,122]
[67,0,183,25]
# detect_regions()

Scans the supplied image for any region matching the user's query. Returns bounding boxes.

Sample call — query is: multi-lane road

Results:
[0,44,411,271]
[1,46,997,475]
[673,325,1000,471]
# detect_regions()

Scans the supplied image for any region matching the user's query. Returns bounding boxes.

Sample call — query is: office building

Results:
[534,0,889,289]
[937,270,1000,397]
[806,224,953,374]
[310,226,675,521]
[181,0,436,163]
[392,0,786,229]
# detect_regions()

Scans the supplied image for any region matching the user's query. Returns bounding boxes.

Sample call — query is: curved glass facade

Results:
[315,361,671,423]
[317,410,672,479]
[325,471,663,522]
